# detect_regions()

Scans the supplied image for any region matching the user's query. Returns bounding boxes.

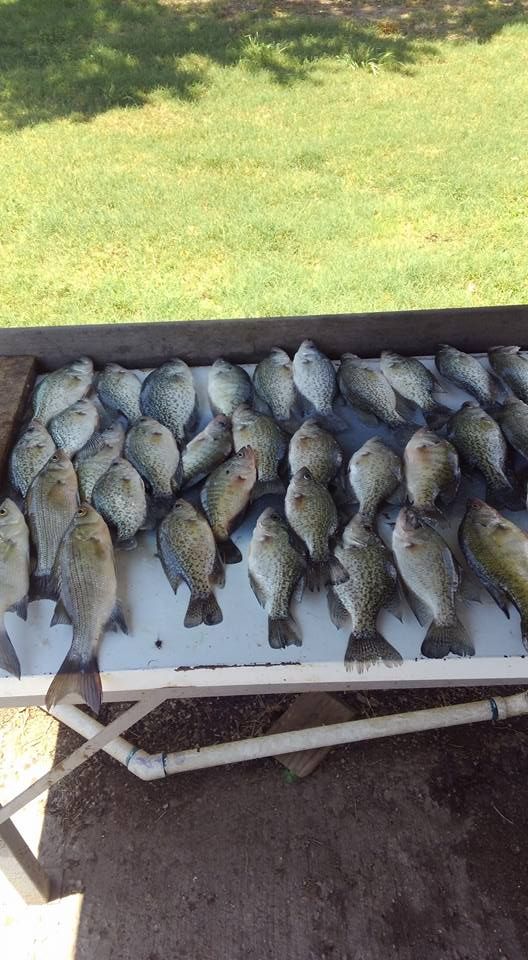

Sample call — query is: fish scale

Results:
[140,359,197,441]
[253,348,296,422]
[125,416,181,499]
[96,364,142,423]
[9,419,56,497]
[248,508,306,648]
[26,450,79,599]
[338,354,405,428]
[32,357,93,425]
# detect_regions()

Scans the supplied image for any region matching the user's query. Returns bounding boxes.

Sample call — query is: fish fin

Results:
[317,411,348,434]
[184,592,223,628]
[218,538,242,564]
[327,557,349,586]
[353,408,380,428]
[392,422,418,449]
[421,618,474,659]
[395,395,419,422]
[520,617,528,653]
[251,478,285,501]
[308,557,348,593]
[0,626,21,679]
[50,600,72,627]
[248,570,266,608]
[457,570,486,605]
[7,595,28,621]
[29,572,58,602]
[486,477,525,512]
[386,481,406,507]
[171,456,184,494]
[485,581,511,618]
[424,404,452,430]
[268,616,302,649]
[211,548,226,588]
[45,651,102,714]
[327,587,350,629]
[402,584,431,627]
[107,602,128,635]
[116,537,137,551]
[292,573,306,604]
[345,630,402,672]
[384,583,404,623]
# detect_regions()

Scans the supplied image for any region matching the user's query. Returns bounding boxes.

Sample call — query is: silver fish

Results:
[404,427,460,516]
[292,340,340,424]
[9,419,55,497]
[253,348,296,422]
[182,415,233,488]
[338,354,408,430]
[232,404,287,499]
[495,397,528,460]
[200,446,257,563]
[124,416,181,501]
[96,363,142,423]
[75,422,126,502]
[26,450,79,600]
[435,345,498,407]
[288,419,343,487]
[0,499,30,679]
[347,438,402,523]
[285,467,347,591]
[140,359,197,442]
[248,508,306,648]
[92,458,147,547]
[488,345,528,403]
[380,351,449,420]
[447,401,520,510]
[32,357,93,425]
[49,398,99,456]
[208,359,252,417]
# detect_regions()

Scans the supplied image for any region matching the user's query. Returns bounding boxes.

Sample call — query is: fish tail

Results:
[392,422,417,449]
[308,556,349,593]
[30,572,58,602]
[184,592,223,628]
[45,650,102,714]
[486,473,524,512]
[421,618,474,659]
[218,538,242,564]
[317,411,348,434]
[0,625,21,679]
[268,616,302,649]
[251,477,286,501]
[345,629,402,672]
[424,404,452,430]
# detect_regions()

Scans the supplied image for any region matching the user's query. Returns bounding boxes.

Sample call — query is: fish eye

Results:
[0,507,7,517]
[51,454,59,462]
[76,507,87,516]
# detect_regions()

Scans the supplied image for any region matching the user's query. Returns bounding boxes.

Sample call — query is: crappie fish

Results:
[435,345,498,407]
[285,467,347,591]
[75,422,126,501]
[9,419,55,497]
[45,504,127,715]
[201,446,257,563]
[49,398,99,456]
[248,508,306,648]
[460,498,528,648]
[380,351,448,421]
[292,340,340,425]
[495,397,528,460]
[347,438,402,523]
[140,359,197,442]
[158,500,224,627]
[0,499,30,679]
[32,357,93,425]
[393,507,472,659]
[404,428,460,516]
[124,417,181,501]
[96,363,142,424]
[488,345,528,403]
[447,402,519,510]
[288,419,343,487]
[182,415,233,488]
[328,514,402,671]
[92,458,147,547]
[253,348,296,422]
[208,359,252,417]
[26,450,79,600]
[232,404,287,499]
[338,354,408,430]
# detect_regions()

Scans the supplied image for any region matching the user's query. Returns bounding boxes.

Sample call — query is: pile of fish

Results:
[4,342,528,712]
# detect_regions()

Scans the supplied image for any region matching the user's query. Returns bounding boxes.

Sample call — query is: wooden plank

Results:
[0,356,37,484]
[0,808,50,904]
[0,306,526,369]
[268,692,354,778]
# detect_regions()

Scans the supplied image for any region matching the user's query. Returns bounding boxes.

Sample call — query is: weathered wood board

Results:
[0,356,37,484]
[269,693,355,778]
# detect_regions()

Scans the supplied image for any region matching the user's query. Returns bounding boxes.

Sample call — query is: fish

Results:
[31,357,94,425]
[292,340,341,427]
[447,401,520,510]
[45,503,127,715]
[488,345,528,403]
[338,353,410,432]
[248,508,307,648]
[327,514,402,671]
[96,363,142,424]
[232,404,288,499]
[379,351,449,422]
[208,359,252,417]
[48,398,99,457]
[435,345,498,407]
[495,397,528,460]
[92,458,147,548]
[252,348,296,423]
[157,500,224,627]
[8,419,56,497]
[26,450,79,600]
[124,416,181,501]
[392,507,472,659]
[404,428,460,516]
[347,437,403,523]
[140,359,198,442]
[459,498,528,648]
[288,419,343,487]
[285,467,347,591]
[200,446,257,563]
[74,422,126,502]
[0,499,30,679]
[182,415,233,488]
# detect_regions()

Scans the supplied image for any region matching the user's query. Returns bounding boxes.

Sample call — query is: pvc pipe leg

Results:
[0,809,50,905]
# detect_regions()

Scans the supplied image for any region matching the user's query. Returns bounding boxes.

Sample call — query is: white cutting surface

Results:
[1,354,528,707]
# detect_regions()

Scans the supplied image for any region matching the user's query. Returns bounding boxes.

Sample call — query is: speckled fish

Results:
[285,467,347,591]
[292,340,341,426]
[48,398,99,456]
[158,500,224,628]
[460,499,528,648]
[488,346,528,403]
[201,446,257,563]
[253,348,296,423]
[447,402,520,510]
[208,359,252,417]
[0,499,30,679]
[327,514,402,671]
[248,508,307,648]
[74,422,126,502]
[380,351,449,422]
[338,354,409,431]
[404,428,460,516]
[45,504,127,715]
[435,345,498,407]
[140,359,197,442]
[26,450,79,600]
[495,397,528,460]
[92,459,147,548]
[124,417,181,501]
[8,419,56,497]
[288,419,343,487]
[347,438,403,523]
[232,404,287,499]
[393,507,472,659]
[182,415,233,488]
[32,357,94,425]
[96,363,142,424]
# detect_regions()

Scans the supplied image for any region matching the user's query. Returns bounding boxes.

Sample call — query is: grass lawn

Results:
[0,0,527,327]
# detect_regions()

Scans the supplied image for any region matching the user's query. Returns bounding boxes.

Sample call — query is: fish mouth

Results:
[466,497,486,509]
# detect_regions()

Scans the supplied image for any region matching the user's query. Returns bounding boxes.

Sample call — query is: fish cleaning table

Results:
[1,306,528,904]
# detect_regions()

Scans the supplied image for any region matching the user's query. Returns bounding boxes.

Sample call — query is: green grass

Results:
[0,0,527,326]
